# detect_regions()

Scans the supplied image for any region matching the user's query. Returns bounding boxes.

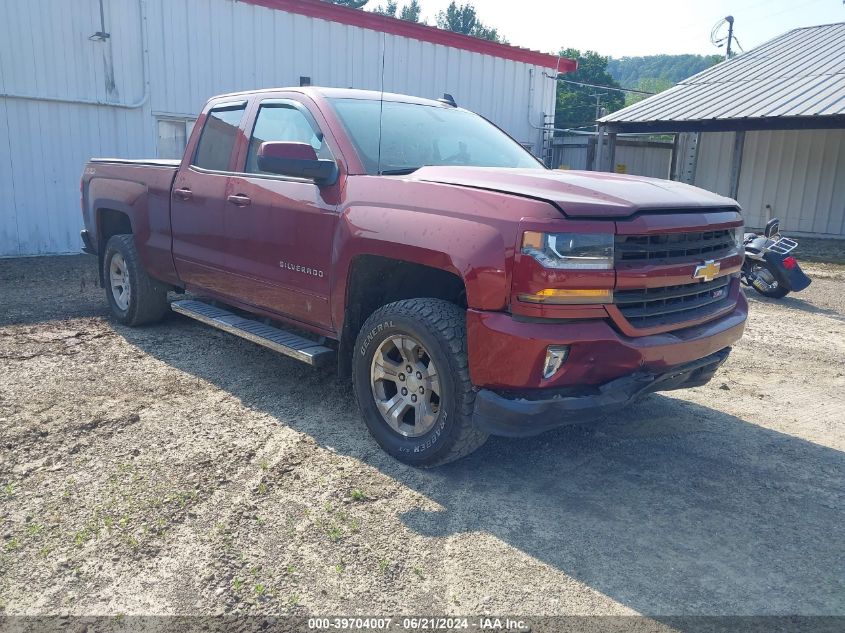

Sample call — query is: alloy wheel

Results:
[370,335,441,437]
[109,253,131,311]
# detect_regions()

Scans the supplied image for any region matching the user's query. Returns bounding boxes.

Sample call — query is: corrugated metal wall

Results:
[693,132,733,197]
[550,139,590,171]
[550,137,672,179]
[614,141,672,179]
[694,129,845,236]
[0,0,150,256]
[0,0,556,256]
[737,129,845,236]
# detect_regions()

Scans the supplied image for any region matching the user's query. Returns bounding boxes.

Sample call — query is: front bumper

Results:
[466,291,747,389]
[473,348,730,437]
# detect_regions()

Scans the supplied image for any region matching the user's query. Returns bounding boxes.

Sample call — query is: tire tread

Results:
[354,298,488,467]
[104,234,169,326]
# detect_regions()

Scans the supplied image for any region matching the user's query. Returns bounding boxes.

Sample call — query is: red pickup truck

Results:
[80,87,747,466]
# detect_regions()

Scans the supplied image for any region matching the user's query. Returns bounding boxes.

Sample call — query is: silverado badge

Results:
[693,259,721,282]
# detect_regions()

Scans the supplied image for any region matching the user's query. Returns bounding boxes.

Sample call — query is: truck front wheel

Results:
[352,299,488,467]
[103,234,170,326]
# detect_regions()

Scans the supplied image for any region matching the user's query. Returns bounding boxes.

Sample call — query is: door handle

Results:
[173,187,193,200]
[227,194,251,207]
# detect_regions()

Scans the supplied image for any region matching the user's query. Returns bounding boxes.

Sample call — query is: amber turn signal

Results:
[518,288,613,304]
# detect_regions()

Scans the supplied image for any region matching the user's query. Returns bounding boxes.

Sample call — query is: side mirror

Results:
[257,142,338,186]
[764,218,780,238]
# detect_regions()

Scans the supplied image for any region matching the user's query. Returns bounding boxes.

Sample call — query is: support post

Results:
[729,130,745,199]
[607,132,617,173]
[586,136,596,171]
[678,131,700,185]
[669,133,679,180]
[595,124,606,171]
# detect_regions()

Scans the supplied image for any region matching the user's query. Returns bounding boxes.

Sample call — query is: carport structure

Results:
[596,22,845,237]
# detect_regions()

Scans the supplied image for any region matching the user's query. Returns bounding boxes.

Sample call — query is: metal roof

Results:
[600,22,845,131]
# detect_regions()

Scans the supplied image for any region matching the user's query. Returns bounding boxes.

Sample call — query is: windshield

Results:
[329,98,544,175]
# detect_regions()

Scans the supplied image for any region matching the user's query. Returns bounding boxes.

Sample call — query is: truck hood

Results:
[408,167,738,218]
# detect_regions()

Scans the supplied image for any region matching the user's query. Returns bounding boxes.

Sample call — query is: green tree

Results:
[323,0,369,8]
[399,0,422,22]
[371,0,423,22]
[606,54,722,86]
[436,2,505,42]
[624,77,673,107]
[371,0,398,17]
[555,48,625,132]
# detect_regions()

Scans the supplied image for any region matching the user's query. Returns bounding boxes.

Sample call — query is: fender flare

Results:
[330,206,512,332]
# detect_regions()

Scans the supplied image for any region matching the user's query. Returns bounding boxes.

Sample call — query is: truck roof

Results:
[211,86,452,107]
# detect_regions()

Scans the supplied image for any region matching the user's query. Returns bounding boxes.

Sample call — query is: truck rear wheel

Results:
[352,299,488,467]
[103,234,170,326]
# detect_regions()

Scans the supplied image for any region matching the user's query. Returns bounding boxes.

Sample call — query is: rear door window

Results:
[192,103,247,171]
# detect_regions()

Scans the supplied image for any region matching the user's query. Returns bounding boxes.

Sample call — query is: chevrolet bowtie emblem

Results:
[693,259,721,282]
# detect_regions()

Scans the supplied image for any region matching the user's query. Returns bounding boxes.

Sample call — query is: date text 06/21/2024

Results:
[306,617,528,630]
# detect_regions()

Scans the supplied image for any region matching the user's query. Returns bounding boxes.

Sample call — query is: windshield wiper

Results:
[379,167,421,176]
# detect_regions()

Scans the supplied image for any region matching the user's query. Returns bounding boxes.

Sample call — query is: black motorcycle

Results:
[741,218,811,299]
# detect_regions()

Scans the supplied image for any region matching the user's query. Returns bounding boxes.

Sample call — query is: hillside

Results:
[607,54,723,87]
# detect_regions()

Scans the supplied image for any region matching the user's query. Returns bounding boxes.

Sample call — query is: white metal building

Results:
[0,0,571,257]
[599,22,845,238]
[550,136,673,180]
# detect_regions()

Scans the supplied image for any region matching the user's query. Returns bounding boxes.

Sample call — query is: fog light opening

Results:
[542,345,570,379]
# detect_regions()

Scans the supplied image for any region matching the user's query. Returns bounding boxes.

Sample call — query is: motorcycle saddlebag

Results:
[763,251,812,292]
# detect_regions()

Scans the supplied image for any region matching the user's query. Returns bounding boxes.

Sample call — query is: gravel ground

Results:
[0,255,843,621]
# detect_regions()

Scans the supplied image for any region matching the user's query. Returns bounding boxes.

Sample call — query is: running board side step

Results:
[171,299,335,367]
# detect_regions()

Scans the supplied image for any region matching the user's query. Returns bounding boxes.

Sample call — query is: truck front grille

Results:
[615,229,736,263]
[615,276,733,330]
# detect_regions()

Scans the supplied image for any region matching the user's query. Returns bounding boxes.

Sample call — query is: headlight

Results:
[733,225,745,252]
[522,232,614,269]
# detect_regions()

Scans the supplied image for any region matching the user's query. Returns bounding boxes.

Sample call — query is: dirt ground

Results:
[0,255,843,622]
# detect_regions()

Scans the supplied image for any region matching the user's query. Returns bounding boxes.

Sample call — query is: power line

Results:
[548,75,656,95]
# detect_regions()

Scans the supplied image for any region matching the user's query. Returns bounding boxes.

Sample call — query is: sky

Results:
[363,0,845,57]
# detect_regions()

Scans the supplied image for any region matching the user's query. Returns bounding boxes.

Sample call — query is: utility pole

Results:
[725,15,735,59]
[591,92,606,131]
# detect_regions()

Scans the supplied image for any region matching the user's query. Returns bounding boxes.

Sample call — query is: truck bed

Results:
[81,158,181,287]
[89,158,182,168]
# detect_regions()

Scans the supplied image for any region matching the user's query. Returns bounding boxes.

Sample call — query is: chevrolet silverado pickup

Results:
[80,87,747,466]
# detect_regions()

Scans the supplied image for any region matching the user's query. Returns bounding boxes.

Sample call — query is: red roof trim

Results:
[240,0,576,71]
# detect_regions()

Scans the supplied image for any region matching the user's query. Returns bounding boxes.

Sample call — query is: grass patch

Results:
[326,525,343,542]
[26,523,44,537]
[73,528,94,547]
